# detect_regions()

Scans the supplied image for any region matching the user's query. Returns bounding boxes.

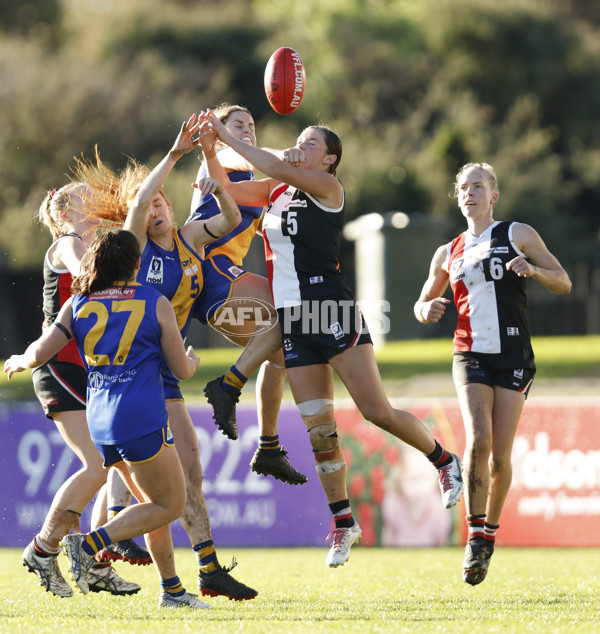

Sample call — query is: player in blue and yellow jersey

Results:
[5,229,209,609]
[75,114,257,601]
[187,104,307,487]
[21,182,144,601]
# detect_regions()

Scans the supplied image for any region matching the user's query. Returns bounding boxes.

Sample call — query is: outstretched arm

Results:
[198,117,274,208]
[509,223,572,294]
[200,109,342,207]
[123,114,201,249]
[414,244,452,323]
[4,299,74,379]
[182,176,242,250]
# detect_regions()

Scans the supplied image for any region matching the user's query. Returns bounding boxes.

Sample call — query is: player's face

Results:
[66,188,102,231]
[224,111,256,146]
[457,168,497,220]
[296,128,335,172]
[146,192,173,237]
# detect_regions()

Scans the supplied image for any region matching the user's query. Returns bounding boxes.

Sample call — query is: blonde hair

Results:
[38,183,92,240]
[454,162,499,197]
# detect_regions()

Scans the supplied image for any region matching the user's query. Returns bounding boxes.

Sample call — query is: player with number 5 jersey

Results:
[199,109,465,570]
[73,115,258,601]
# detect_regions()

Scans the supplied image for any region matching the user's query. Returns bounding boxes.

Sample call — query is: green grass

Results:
[2,336,599,401]
[1,547,599,632]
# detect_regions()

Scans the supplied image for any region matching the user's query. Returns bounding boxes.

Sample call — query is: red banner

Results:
[336,397,600,547]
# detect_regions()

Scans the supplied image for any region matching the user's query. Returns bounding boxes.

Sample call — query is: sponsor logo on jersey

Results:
[493,247,509,253]
[147,256,163,284]
[228,265,244,278]
[290,200,307,208]
[507,327,520,336]
[309,275,324,284]
[91,287,137,300]
[89,372,104,389]
[88,369,137,390]
[183,263,199,276]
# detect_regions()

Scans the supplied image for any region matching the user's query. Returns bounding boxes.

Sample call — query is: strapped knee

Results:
[297,399,346,474]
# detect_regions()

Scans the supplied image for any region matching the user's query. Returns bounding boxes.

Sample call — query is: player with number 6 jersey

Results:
[415,162,571,586]
[445,219,532,360]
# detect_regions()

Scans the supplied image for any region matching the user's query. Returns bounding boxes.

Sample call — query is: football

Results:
[264,47,306,115]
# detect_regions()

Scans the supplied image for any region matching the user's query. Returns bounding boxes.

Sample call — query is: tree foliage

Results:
[0,0,598,270]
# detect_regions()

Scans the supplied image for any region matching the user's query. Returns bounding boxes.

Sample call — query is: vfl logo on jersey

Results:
[147,256,163,284]
[450,258,465,283]
[310,276,324,284]
[507,327,520,336]
[166,426,174,442]
[330,321,344,340]
[513,369,524,380]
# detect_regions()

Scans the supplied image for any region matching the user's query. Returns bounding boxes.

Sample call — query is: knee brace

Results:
[297,399,346,474]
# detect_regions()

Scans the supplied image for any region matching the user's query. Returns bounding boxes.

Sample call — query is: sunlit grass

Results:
[1,547,599,633]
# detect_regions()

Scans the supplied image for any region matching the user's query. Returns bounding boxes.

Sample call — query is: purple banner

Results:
[0,403,331,548]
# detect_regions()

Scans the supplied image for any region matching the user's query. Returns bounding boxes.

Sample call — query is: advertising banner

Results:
[1,397,599,548]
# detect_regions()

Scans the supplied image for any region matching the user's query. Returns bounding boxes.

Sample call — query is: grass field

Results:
[2,336,599,631]
[1,546,599,633]
[2,335,600,401]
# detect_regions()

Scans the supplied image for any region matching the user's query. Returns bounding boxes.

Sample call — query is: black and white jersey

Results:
[262,183,347,309]
[443,220,532,356]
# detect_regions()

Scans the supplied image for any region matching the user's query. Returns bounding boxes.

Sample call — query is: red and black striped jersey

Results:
[443,220,531,356]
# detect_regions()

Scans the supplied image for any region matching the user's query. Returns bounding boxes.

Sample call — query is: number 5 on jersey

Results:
[282,210,298,236]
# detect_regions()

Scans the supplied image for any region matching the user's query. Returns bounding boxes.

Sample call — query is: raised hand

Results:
[170,114,201,159]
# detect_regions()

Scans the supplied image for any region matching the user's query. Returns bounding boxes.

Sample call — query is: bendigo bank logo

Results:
[207,297,279,338]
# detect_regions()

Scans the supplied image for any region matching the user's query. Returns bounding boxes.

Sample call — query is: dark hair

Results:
[309,126,342,175]
[71,230,140,295]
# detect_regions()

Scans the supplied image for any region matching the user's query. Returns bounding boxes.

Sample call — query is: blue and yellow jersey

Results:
[187,162,264,267]
[70,283,168,445]
[138,227,204,339]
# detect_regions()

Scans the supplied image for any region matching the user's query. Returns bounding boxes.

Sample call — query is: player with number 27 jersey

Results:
[70,282,167,446]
